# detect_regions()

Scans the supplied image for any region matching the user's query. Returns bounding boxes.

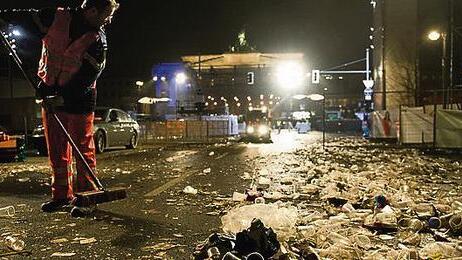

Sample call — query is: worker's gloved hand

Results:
[36,81,59,99]
[41,95,64,114]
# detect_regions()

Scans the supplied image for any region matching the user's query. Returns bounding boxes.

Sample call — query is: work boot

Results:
[41,199,71,213]
[70,205,97,218]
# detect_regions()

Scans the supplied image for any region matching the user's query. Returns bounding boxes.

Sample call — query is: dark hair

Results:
[81,0,119,12]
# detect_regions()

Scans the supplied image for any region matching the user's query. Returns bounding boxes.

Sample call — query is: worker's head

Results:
[81,0,119,28]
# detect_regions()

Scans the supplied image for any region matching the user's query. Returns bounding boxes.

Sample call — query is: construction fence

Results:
[370,106,462,148]
[137,116,239,143]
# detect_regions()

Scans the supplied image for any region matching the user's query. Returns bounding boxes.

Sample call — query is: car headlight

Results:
[258,125,269,135]
[247,126,255,134]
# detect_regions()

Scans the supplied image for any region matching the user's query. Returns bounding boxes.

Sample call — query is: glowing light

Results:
[161,76,166,82]
[258,125,269,135]
[153,76,158,81]
[247,126,255,134]
[275,61,305,89]
[292,94,325,101]
[260,95,264,100]
[12,29,21,36]
[261,106,268,113]
[135,81,144,87]
[428,31,441,41]
[247,96,251,101]
[138,97,170,104]
[213,102,217,106]
[270,94,274,99]
[205,102,209,106]
[175,72,187,84]
[237,102,241,107]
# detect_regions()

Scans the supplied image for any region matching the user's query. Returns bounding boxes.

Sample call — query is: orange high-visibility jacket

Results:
[37,8,99,87]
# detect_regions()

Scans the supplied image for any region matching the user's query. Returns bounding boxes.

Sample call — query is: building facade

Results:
[180,52,306,117]
[372,0,462,110]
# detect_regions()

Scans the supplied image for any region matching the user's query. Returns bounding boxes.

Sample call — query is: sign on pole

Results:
[246,72,255,85]
[362,79,374,89]
[364,88,373,101]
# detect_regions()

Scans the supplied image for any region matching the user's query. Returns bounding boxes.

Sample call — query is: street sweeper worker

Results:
[0,0,119,216]
[40,0,119,217]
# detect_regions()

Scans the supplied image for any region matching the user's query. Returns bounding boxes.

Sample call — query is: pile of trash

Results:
[197,137,462,259]
[194,219,280,260]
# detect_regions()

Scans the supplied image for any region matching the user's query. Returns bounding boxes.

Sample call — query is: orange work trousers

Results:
[42,109,97,201]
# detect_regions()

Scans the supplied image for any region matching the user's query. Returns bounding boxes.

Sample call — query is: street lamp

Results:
[428,31,441,41]
[135,81,144,87]
[175,72,187,84]
[12,29,21,37]
[427,30,448,108]
[275,61,304,90]
[276,61,304,89]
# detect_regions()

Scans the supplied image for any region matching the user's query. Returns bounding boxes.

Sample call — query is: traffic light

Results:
[312,70,320,84]
[246,72,255,85]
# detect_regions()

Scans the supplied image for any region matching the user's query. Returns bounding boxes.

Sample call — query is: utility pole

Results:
[442,33,447,109]
[449,0,454,108]
[8,54,13,98]
[322,86,326,150]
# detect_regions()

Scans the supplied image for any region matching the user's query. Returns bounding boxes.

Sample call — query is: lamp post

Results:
[174,72,187,119]
[428,30,448,108]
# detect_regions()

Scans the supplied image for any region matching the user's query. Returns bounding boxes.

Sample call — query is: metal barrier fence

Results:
[370,105,462,149]
[138,120,231,143]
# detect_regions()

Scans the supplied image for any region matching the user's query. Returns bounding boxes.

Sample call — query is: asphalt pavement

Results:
[0,130,321,259]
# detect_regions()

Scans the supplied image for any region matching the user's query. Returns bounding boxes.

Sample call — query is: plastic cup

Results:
[428,217,442,229]
[246,252,264,260]
[449,214,462,233]
[207,247,220,259]
[254,197,265,204]
[0,206,15,217]
[222,252,241,260]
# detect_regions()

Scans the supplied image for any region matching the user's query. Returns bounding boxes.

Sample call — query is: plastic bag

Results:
[221,203,298,240]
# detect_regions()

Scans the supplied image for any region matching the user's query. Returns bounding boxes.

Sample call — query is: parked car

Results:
[32,107,140,155]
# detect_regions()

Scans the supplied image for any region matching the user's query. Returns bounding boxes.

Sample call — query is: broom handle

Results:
[50,113,104,190]
[0,30,104,190]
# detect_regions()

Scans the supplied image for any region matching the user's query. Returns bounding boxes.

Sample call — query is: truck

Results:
[240,108,272,143]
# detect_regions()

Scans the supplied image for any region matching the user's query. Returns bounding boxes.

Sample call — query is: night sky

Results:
[3,0,371,79]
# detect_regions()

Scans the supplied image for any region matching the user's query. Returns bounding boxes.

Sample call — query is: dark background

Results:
[1,0,371,79]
